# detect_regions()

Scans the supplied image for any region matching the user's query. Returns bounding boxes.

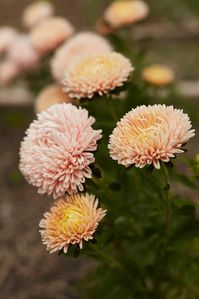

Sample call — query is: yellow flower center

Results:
[73,56,114,80]
[126,113,161,142]
[58,206,84,232]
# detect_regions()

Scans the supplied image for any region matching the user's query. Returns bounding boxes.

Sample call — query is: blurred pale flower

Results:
[19,103,102,199]
[8,35,40,70]
[109,105,195,169]
[142,64,175,86]
[22,1,54,28]
[0,27,17,54]
[39,193,106,253]
[35,84,74,113]
[104,0,149,28]
[63,52,133,99]
[0,60,21,85]
[51,32,113,82]
[30,17,74,55]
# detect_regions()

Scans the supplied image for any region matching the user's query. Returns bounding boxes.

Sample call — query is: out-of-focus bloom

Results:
[8,35,40,70]
[22,1,54,29]
[35,84,74,113]
[142,64,175,86]
[51,32,113,82]
[30,17,74,55]
[63,52,133,100]
[104,0,149,29]
[0,60,21,85]
[39,193,106,253]
[0,27,17,54]
[19,103,102,199]
[109,105,195,169]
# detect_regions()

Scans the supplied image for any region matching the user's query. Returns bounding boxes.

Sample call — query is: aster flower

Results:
[30,17,74,55]
[22,1,54,29]
[39,193,106,253]
[35,84,75,113]
[0,26,17,54]
[8,35,40,70]
[63,52,133,100]
[51,31,113,82]
[104,0,149,29]
[0,60,21,85]
[19,103,102,199]
[109,105,195,169]
[142,64,175,86]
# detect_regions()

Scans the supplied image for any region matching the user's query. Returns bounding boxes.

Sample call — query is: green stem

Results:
[161,162,171,239]
[90,244,133,283]
[108,97,118,123]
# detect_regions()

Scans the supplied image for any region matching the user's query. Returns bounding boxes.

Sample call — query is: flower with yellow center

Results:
[109,105,195,169]
[63,52,133,100]
[104,0,149,28]
[142,64,175,86]
[51,31,113,82]
[35,84,75,113]
[39,193,106,253]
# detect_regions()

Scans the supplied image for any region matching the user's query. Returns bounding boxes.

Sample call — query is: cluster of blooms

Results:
[0,1,74,85]
[15,1,195,254]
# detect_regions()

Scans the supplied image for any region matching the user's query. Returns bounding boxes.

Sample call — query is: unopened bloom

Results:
[8,35,40,70]
[51,32,113,82]
[35,84,74,113]
[0,60,21,85]
[142,64,175,86]
[30,17,74,55]
[0,27,17,54]
[39,193,106,253]
[63,52,133,100]
[22,1,54,29]
[104,0,149,28]
[19,103,102,198]
[109,105,195,169]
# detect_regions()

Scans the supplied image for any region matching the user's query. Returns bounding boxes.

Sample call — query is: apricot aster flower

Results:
[22,1,54,29]
[35,84,74,113]
[104,0,149,28]
[109,105,195,169]
[19,103,102,199]
[0,27,17,54]
[39,193,106,253]
[63,52,133,100]
[51,32,113,82]
[142,64,175,86]
[8,35,40,70]
[30,17,74,55]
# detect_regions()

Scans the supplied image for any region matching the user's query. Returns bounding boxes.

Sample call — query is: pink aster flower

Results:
[109,105,195,169]
[51,31,113,82]
[0,60,21,85]
[35,84,75,113]
[8,35,40,70]
[0,26,17,54]
[39,193,106,253]
[30,17,74,55]
[19,103,102,199]
[104,0,149,29]
[22,1,54,29]
[63,52,133,100]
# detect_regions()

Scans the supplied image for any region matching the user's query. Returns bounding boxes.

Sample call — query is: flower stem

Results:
[90,244,133,283]
[161,162,171,239]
